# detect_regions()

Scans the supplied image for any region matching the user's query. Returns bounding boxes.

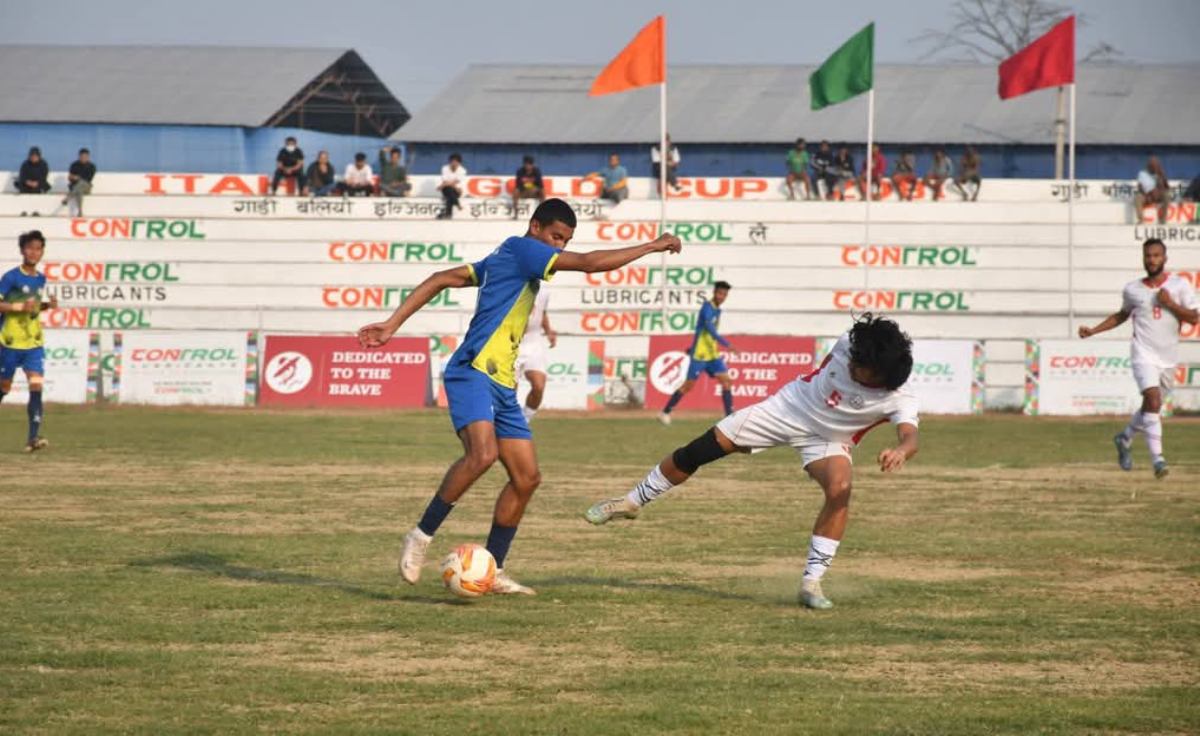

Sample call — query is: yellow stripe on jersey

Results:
[543,253,560,280]
[471,284,538,388]
[693,331,720,361]
[465,263,477,285]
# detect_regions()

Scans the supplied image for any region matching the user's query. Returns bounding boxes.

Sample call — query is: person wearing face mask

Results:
[271,137,305,195]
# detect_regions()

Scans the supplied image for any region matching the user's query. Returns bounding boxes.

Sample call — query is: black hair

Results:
[523,155,534,164]
[285,136,297,143]
[79,147,90,155]
[19,230,45,250]
[713,280,732,291]
[28,146,41,157]
[354,152,366,161]
[795,138,806,145]
[449,153,462,163]
[848,313,913,391]
[1143,238,1166,253]
[531,198,577,229]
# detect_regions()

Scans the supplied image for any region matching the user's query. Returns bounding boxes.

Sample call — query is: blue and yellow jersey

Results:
[689,300,731,361]
[0,266,47,350]
[449,236,560,388]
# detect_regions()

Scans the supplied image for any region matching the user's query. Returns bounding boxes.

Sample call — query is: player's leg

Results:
[712,362,734,416]
[799,452,855,610]
[485,381,541,594]
[661,360,703,422]
[0,349,13,405]
[1140,384,1168,478]
[24,368,47,452]
[523,369,547,422]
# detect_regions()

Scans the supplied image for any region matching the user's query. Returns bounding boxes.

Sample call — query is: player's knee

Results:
[825,478,852,506]
[512,469,542,495]
[672,428,729,474]
[466,446,499,474]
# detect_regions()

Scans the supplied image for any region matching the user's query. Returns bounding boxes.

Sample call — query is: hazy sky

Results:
[2,0,1197,114]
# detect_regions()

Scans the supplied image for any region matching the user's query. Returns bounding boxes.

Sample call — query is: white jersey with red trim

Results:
[774,333,920,445]
[1121,273,1197,368]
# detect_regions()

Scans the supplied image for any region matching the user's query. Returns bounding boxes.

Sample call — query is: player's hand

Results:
[357,321,396,348]
[878,447,907,473]
[23,298,37,313]
[651,234,682,254]
[546,328,558,348]
[1157,288,1175,307]
[1077,325,1094,339]
[47,296,58,310]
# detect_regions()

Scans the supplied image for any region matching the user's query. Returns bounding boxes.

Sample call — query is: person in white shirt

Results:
[340,152,375,197]
[516,287,556,422]
[585,314,920,610]
[651,134,682,196]
[437,153,468,219]
[1079,238,1198,478]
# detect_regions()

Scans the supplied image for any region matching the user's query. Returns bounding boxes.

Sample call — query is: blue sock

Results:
[663,391,684,414]
[722,389,734,416]
[416,494,454,536]
[485,524,518,568]
[27,391,43,443]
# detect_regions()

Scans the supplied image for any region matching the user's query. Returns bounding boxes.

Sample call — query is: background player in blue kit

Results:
[357,199,682,594]
[659,280,737,425]
[0,230,57,452]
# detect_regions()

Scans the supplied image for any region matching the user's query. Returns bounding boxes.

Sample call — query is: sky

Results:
[2,0,1197,114]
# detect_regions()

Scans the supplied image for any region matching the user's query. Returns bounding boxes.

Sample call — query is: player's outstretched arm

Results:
[878,423,918,473]
[1078,310,1129,339]
[553,234,681,274]
[357,265,474,347]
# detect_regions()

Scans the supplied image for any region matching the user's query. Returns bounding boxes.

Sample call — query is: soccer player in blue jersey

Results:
[358,199,682,594]
[658,280,737,425]
[0,230,57,452]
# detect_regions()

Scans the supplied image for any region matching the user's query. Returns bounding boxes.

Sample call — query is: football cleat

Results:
[23,437,49,453]
[799,579,834,610]
[584,497,640,525]
[399,527,433,584]
[1153,460,1169,479]
[1113,433,1132,471]
[657,412,672,426]
[490,569,536,595]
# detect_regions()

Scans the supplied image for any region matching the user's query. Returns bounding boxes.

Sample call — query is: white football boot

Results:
[399,527,433,584]
[491,569,536,595]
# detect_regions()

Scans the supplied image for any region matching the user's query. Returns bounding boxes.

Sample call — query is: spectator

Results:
[436,153,467,219]
[62,148,96,216]
[832,146,860,200]
[1184,174,1200,203]
[340,152,375,197]
[785,138,813,200]
[651,134,681,195]
[953,146,982,201]
[511,155,545,218]
[1135,156,1171,224]
[271,136,305,195]
[304,150,337,196]
[588,153,628,204]
[15,147,50,194]
[810,140,836,200]
[378,147,411,198]
[859,143,887,201]
[923,149,954,201]
[892,150,918,201]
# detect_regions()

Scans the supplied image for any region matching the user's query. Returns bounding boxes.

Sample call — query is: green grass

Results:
[0,406,1197,735]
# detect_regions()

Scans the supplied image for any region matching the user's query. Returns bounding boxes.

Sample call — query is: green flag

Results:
[809,23,874,110]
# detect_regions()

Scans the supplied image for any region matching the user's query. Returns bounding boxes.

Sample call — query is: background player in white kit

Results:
[1079,238,1198,478]
[585,314,919,610]
[516,286,556,422]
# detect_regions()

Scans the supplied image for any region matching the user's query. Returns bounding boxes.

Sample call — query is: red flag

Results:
[998,16,1075,99]
[589,16,665,96]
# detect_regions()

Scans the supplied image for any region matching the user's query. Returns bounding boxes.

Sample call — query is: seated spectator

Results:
[15,147,50,194]
[588,153,628,204]
[953,146,982,201]
[832,146,860,200]
[340,152,375,197]
[63,148,96,216]
[305,150,337,196]
[858,143,887,201]
[651,134,681,195]
[378,147,411,198]
[1184,174,1200,203]
[271,136,305,195]
[511,155,545,219]
[923,149,954,200]
[785,138,813,200]
[810,140,835,200]
[892,150,918,201]
[1135,156,1171,224]
[436,153,467,219]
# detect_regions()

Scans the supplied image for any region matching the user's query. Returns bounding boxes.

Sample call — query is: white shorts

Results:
[515,337,548,377]
[715,394,852,468]
[1132,362,1175,394]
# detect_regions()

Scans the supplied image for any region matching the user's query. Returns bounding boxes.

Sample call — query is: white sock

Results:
[522,405,537,422]
[802,535,841,581]
[1121,411,1145,441]
[1142,412,1164,463]
[625,464,674,507]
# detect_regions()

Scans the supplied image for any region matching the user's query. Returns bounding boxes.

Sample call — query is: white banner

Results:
[1028,339,1140,415]
[3,330,94,404]
[516,336,591,410]
[908,340,981,414]
[117,331,250,406]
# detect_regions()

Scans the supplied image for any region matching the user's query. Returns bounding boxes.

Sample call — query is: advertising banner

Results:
[905,340,984,415]
[1024,339,1139,415]
[644,335,816,412]
[260,335,429,408]
[2,330,97,404]
[116,331,253,406]
[513,336,602,411]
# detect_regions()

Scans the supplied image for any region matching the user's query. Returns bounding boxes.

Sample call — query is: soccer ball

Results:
[440,543,496,598]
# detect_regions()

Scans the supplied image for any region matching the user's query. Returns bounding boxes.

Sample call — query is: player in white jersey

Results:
[585,314,920,610]
[516,286,556,422]
[1079,238,1198,478]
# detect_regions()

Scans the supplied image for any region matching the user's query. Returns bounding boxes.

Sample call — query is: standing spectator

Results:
[15,147,50,194]
[340,152,375,197]
[63,148,96,216]
[953,146,982,201]
[810,140,836,200]
[651,134,681,196]
[859,144,887,201]
[923,149,954,201]
[832,146,860,200]
[378,147,411,198]
[785,138,813,200]
[270,136,305,195]
[1135,156,1171,224]
[436,153,467,219]
[511,155,545,218]
[588,153,628,204]
[305,150,337,196]
[891,150,918,201]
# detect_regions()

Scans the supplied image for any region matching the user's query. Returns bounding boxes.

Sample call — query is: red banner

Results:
[644,335,816,411]
[260,335,429,407]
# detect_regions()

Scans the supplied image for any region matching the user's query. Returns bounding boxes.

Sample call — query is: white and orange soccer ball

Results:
[440,543,496,598]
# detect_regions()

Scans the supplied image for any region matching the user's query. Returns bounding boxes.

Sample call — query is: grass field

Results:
[0,406,1197,735]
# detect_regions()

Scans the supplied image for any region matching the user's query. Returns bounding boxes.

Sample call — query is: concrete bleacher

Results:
[1,174,1197,409]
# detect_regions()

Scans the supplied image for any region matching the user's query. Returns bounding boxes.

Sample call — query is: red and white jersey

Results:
[1121,273,1197,368]
[775,333,920,445]
[521,287,550,343]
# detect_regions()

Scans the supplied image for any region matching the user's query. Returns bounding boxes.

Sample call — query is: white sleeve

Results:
[672,147,681,165]
[1178,280,1198,310]
[651,147,661,163]
[1120,284,1137,314]
[343,164,354,181]
[889,390,920,427]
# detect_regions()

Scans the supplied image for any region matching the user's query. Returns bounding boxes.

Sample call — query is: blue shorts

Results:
[444,365,531,440]
[0,347,45,380]
[686,357,729,381]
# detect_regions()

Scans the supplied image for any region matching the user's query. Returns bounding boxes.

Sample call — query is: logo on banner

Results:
[649,351,689,394]
[265,351,314,394]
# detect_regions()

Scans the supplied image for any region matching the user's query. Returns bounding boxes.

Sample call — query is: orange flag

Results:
[589,16,665,96]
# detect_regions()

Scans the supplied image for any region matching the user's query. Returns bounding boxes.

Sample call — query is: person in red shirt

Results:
[858,144,887,201]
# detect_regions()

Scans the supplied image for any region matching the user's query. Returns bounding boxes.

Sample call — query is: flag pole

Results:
[1066,82,1076,337]
[659,38,669,335]
[864,88,874,290]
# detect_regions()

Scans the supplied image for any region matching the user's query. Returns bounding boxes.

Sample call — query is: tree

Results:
[913,0,1120,62]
